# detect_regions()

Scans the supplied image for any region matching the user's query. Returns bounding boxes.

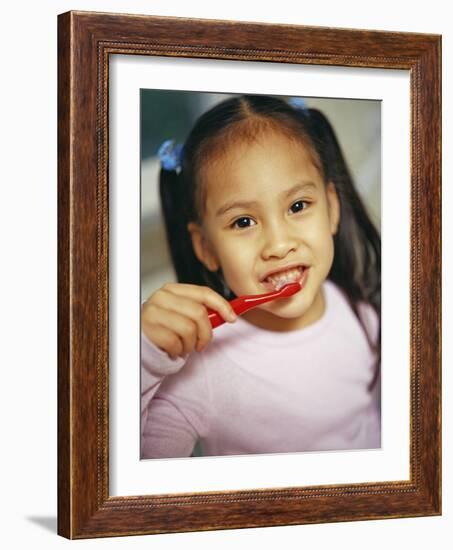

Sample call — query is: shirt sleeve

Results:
[141,332,186,406]
[141,333,211,458]
[141,332,186,433]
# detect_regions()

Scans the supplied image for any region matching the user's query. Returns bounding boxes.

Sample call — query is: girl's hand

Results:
[141,283,237,359]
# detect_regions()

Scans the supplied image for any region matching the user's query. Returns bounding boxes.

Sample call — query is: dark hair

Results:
[159,95,381,388]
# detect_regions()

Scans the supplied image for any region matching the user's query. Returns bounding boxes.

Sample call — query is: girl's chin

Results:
[243,299,316,332]
[262,284,323,319]
[262,299,309,318]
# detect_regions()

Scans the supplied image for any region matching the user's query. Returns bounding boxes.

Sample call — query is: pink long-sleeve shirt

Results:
[141,280,380,459]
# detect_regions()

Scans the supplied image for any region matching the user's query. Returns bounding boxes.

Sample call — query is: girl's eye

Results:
[232,216,256,229]
[289,200,309,214]
[230,203,308,229]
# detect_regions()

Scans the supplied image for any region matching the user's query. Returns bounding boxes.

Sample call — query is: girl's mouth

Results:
[262,265,308,291]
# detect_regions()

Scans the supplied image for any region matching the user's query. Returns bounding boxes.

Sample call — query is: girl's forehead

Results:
[204,131,320,183]
[202,132,324,206]
[208,126,311,160]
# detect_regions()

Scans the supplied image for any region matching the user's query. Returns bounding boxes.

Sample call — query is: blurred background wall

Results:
[141,91,381,302]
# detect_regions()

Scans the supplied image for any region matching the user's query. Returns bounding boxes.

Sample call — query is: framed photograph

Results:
[58,11,441,539]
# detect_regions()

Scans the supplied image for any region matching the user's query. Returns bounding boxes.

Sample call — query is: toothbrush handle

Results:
[207,309,228,329]
[206,284,300,329]
[207,296,245,329]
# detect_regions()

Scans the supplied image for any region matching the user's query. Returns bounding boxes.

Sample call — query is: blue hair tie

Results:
[158,139,184,173]
[288,97,309,113]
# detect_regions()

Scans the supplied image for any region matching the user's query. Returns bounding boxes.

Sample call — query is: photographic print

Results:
[140,91,382,460]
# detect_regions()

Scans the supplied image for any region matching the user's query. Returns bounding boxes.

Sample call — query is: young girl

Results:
[141,95,381,459]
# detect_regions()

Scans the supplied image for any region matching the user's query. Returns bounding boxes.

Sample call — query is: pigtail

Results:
[159,167,197,283]
[308,109,381,299]
[159,162,228,297]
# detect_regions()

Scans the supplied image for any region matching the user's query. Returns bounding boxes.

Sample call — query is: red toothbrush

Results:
[207,282,302,329]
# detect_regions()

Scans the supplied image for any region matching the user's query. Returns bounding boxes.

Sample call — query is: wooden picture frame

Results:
[57,10,441,539]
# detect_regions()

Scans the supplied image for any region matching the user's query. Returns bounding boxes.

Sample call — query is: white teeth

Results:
[265,267,304,290]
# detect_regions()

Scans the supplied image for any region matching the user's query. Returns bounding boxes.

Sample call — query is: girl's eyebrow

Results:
[215,181,318,217]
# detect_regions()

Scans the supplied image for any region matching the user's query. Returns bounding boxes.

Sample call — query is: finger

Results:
[143,304,198,356]
[161,283,237,322]
[143,323,184,359]
[151,292,213,351]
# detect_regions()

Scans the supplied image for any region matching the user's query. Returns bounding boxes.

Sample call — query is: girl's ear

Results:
[187,222,220,272]
[326,181,340,235]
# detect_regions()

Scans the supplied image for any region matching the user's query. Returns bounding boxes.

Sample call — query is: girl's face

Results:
[189,130,340,332]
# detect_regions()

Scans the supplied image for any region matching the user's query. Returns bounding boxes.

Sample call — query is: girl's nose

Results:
[260,226,298,260]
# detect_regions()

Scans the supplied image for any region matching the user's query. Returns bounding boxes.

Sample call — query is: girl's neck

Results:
[241,286,326,332]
